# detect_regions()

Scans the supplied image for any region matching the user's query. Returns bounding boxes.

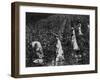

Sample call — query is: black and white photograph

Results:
[26,13,90,67]
[11,2,97,77]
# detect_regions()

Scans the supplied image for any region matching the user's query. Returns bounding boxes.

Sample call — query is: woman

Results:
[32,41,44,65]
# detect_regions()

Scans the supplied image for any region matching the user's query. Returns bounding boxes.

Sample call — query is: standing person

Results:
[77,18,83,36]
[71,27,80,51]
[56,37,64,66]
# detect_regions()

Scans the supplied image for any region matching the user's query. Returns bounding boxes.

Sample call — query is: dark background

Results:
[26,12,90,67]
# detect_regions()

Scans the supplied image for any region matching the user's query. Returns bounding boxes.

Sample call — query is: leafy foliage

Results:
[26,13,89,67]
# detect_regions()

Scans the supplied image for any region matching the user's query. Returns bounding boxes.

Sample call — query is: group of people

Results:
[31,36,65,66]
[31,20,85,66]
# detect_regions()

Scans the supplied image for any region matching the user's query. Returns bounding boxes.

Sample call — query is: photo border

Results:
[11,2,98,78]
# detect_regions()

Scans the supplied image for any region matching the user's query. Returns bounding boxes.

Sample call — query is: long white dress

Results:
[56,37,64,65]
[78,23,83,35]
[71,28,80,50]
